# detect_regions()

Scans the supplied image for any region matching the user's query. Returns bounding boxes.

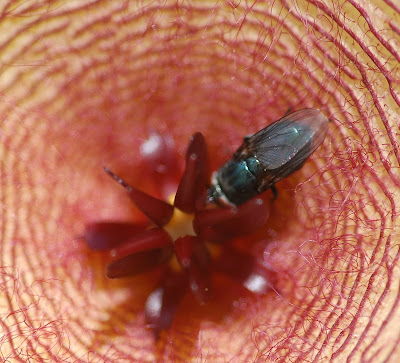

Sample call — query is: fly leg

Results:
[271,184,278,200]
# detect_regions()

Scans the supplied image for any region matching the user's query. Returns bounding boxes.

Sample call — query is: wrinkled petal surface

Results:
[1,0,399,362]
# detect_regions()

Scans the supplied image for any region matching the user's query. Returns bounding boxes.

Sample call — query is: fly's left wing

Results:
[235,108,329,191]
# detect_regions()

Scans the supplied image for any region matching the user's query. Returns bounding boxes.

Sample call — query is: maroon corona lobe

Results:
[85,132,272,335]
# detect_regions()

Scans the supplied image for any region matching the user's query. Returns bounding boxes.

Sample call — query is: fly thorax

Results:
[246,157,262,176]
[214,157,261,205]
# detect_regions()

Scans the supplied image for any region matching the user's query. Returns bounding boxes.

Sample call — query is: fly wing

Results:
[235,109,328,191]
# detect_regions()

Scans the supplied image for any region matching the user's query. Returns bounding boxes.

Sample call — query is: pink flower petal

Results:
[106,246,173,278]
[109,227,173,260]
[174,235,196,268]
[174,133,209,213]
[145,270,187,339]
[84,222,147,250]
[104,167,174,226]
[194,198,270,242]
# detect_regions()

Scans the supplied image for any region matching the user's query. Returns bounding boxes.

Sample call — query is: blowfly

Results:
[208,108,329,205]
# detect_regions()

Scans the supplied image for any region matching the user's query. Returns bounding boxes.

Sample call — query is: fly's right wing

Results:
[235,109,328,190]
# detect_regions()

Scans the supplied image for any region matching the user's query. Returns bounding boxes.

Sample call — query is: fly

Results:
[208,108,329,205]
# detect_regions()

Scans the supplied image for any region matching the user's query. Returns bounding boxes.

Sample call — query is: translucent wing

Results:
[235,109,328,190]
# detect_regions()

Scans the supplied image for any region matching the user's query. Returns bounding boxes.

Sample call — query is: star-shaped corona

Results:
[84,132,271,337]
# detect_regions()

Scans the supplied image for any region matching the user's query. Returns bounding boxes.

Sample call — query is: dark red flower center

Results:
[84,132,271,337]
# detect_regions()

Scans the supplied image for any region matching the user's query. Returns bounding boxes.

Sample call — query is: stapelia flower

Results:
[85,132,271,338]
[1,1,399,362]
